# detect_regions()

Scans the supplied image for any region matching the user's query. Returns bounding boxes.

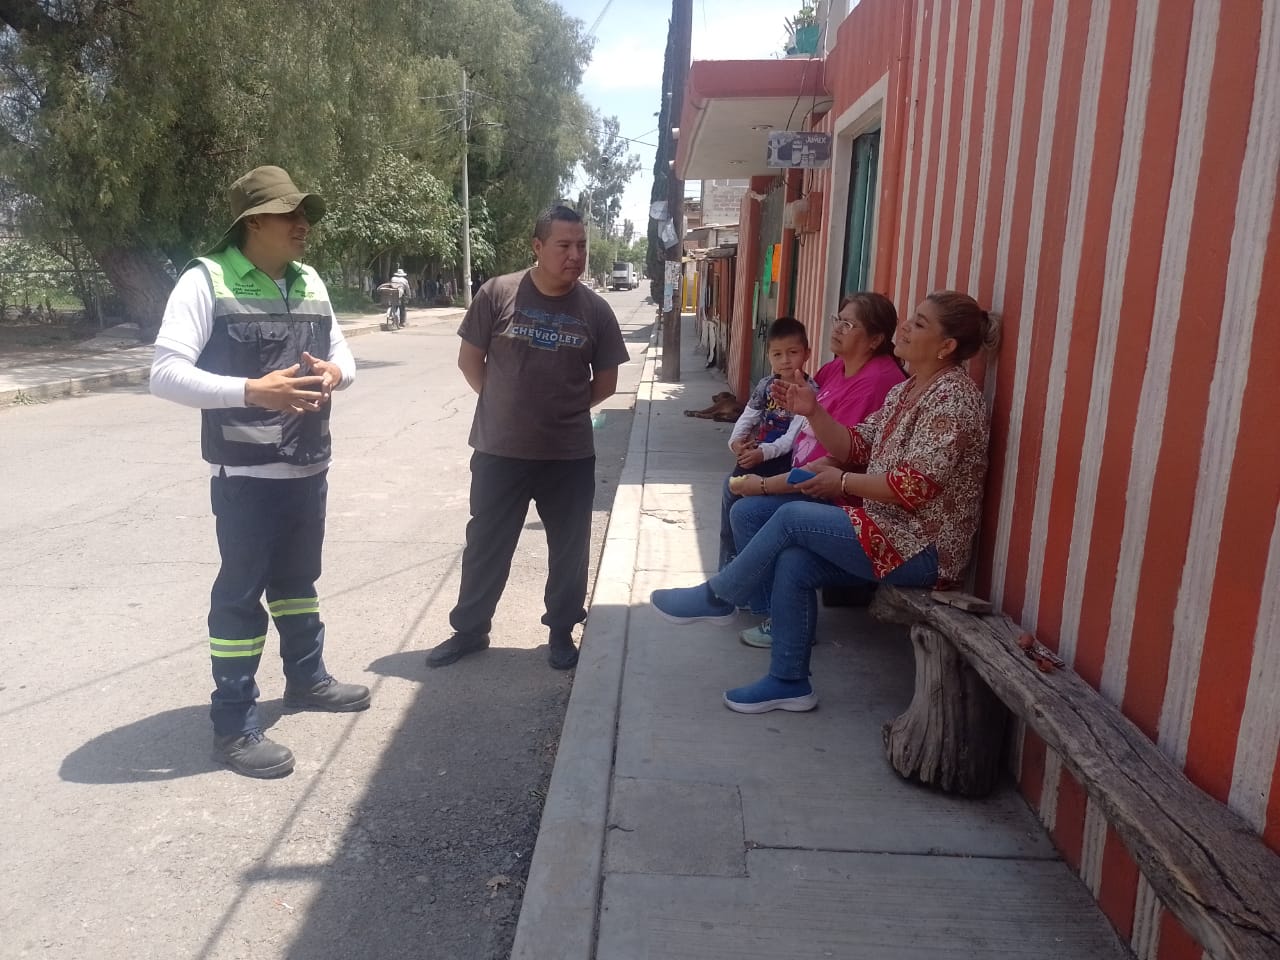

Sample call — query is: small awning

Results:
[675,59,831,180]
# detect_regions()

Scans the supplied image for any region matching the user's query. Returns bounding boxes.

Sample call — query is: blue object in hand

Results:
[787,467,816,484]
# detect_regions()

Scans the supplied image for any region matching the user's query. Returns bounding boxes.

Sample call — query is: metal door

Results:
[841,131,880,294]
[751,180,787,383]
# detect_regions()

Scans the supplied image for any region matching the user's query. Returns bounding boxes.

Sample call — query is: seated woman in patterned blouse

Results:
[649,291,998,714]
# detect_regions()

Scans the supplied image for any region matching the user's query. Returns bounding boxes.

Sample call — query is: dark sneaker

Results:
[213,730,295,779]
[548,631,579,670]
[426,632,490,668]
[283,675,372,712]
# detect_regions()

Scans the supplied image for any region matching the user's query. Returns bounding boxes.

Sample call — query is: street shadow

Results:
[259,400,638,960]
[345,358,404,370]
[270,645,571,960]
[59,701,283,783]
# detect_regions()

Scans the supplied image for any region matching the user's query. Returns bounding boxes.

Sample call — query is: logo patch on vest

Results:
[231,280,269,298]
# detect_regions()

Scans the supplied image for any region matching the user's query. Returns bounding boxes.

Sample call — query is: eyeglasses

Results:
[830,315,857,333]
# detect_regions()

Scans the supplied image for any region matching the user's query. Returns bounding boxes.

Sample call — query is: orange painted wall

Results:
[791,0,1280,956]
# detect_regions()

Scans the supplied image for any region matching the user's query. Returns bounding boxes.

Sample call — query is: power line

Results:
[585,0,615,39]
[467,89,657,148]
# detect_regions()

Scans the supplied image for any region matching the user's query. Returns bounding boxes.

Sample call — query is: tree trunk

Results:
[882,623,1009,797]
[92,247,176,340]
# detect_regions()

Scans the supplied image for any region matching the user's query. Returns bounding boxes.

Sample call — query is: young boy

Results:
[718,317,816,569]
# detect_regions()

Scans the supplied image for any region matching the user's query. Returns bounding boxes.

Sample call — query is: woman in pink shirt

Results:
[725,293,905,642]
[651,291,997,714]
[731,293,904,505]
[789,295,907,477]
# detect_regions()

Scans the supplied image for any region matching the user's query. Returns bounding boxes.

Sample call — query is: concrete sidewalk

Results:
[513,320,1132,959]
[0,306,463,404]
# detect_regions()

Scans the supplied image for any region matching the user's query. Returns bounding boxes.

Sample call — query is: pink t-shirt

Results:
[791,354,906,468]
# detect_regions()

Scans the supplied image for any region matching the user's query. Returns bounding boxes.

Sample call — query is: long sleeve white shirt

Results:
[727,404,808,462]
[151,266,355,478]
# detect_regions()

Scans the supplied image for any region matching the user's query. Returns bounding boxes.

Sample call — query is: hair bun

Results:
[981,310,1002,353]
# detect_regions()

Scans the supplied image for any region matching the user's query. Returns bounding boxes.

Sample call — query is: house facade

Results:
[674,2,1280,957]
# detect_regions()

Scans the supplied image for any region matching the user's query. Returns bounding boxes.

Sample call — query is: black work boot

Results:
[547,630,579,670]
[213,730,295,779]
[426,632,490,667]
[283,675,372,712]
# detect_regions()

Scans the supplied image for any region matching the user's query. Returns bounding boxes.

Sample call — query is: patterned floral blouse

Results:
[840,366,990,587]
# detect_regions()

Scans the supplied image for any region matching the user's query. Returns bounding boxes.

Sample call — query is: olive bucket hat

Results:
[210,165,326,252]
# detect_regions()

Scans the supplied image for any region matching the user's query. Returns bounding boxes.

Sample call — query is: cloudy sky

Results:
[553,0,796,232]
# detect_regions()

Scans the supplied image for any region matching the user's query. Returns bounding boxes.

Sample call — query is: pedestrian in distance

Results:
[428,204,630,670]
[150,164,371,779]
[390,267,412,327]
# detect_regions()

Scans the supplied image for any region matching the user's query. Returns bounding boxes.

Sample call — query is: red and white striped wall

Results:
[785,1,1280,956]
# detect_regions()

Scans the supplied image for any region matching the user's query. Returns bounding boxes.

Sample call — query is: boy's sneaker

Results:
[723,675,818,714]
[213,730,295,779]
[738,618,772,648]
[649,584,736,625]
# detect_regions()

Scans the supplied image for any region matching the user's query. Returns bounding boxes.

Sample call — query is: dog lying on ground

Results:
[683,391,744,422]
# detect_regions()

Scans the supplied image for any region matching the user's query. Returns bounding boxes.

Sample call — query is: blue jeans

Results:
[727,493,812,611]
[708,500,939,681]
[717,457,793,569]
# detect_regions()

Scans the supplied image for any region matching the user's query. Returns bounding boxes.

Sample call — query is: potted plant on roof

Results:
[785,3,820,57]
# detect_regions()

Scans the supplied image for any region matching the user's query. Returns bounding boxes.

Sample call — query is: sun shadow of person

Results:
[59,701,285,784]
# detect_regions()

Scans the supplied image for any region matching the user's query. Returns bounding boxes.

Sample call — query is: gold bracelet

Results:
[759,477,767,495]
[840,472,849,496]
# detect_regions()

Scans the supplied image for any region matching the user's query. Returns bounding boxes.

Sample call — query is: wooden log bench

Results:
[868,584,1280,960]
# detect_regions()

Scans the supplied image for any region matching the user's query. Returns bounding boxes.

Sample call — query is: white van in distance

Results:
[610,261,639,290]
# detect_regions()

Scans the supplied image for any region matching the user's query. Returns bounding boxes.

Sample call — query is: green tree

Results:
[622,237,649,267]
[0,0,418,334]
[313,151,459,282]
[415,0,595,270]
[0,0,594,335]
[579,113,641,237]
[587,234,619,283]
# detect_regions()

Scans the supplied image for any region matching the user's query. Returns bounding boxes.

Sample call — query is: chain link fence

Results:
[0,267,116,328]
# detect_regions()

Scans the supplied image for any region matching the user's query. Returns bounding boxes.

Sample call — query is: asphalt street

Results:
[0,286,654,960]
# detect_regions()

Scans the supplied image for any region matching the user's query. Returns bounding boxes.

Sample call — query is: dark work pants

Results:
[208,470,330,737]
[449,452,596,638]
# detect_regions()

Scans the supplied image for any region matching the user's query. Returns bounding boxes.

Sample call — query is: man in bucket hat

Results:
[150,165,371,778]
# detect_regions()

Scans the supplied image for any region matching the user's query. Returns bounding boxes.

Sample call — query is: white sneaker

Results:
[738,618,772,648]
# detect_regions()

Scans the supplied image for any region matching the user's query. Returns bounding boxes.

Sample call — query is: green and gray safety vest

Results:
[191,246,333,467]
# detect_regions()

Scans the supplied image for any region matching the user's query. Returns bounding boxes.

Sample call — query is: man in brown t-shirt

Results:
[428,205,630,670]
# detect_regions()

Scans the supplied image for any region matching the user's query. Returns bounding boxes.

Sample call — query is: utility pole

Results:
[584,184,592,283]
[660,0,691,382]
[460,67,473,308]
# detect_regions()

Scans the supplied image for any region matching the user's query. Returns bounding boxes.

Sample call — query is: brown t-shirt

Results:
[459,270,629,460]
